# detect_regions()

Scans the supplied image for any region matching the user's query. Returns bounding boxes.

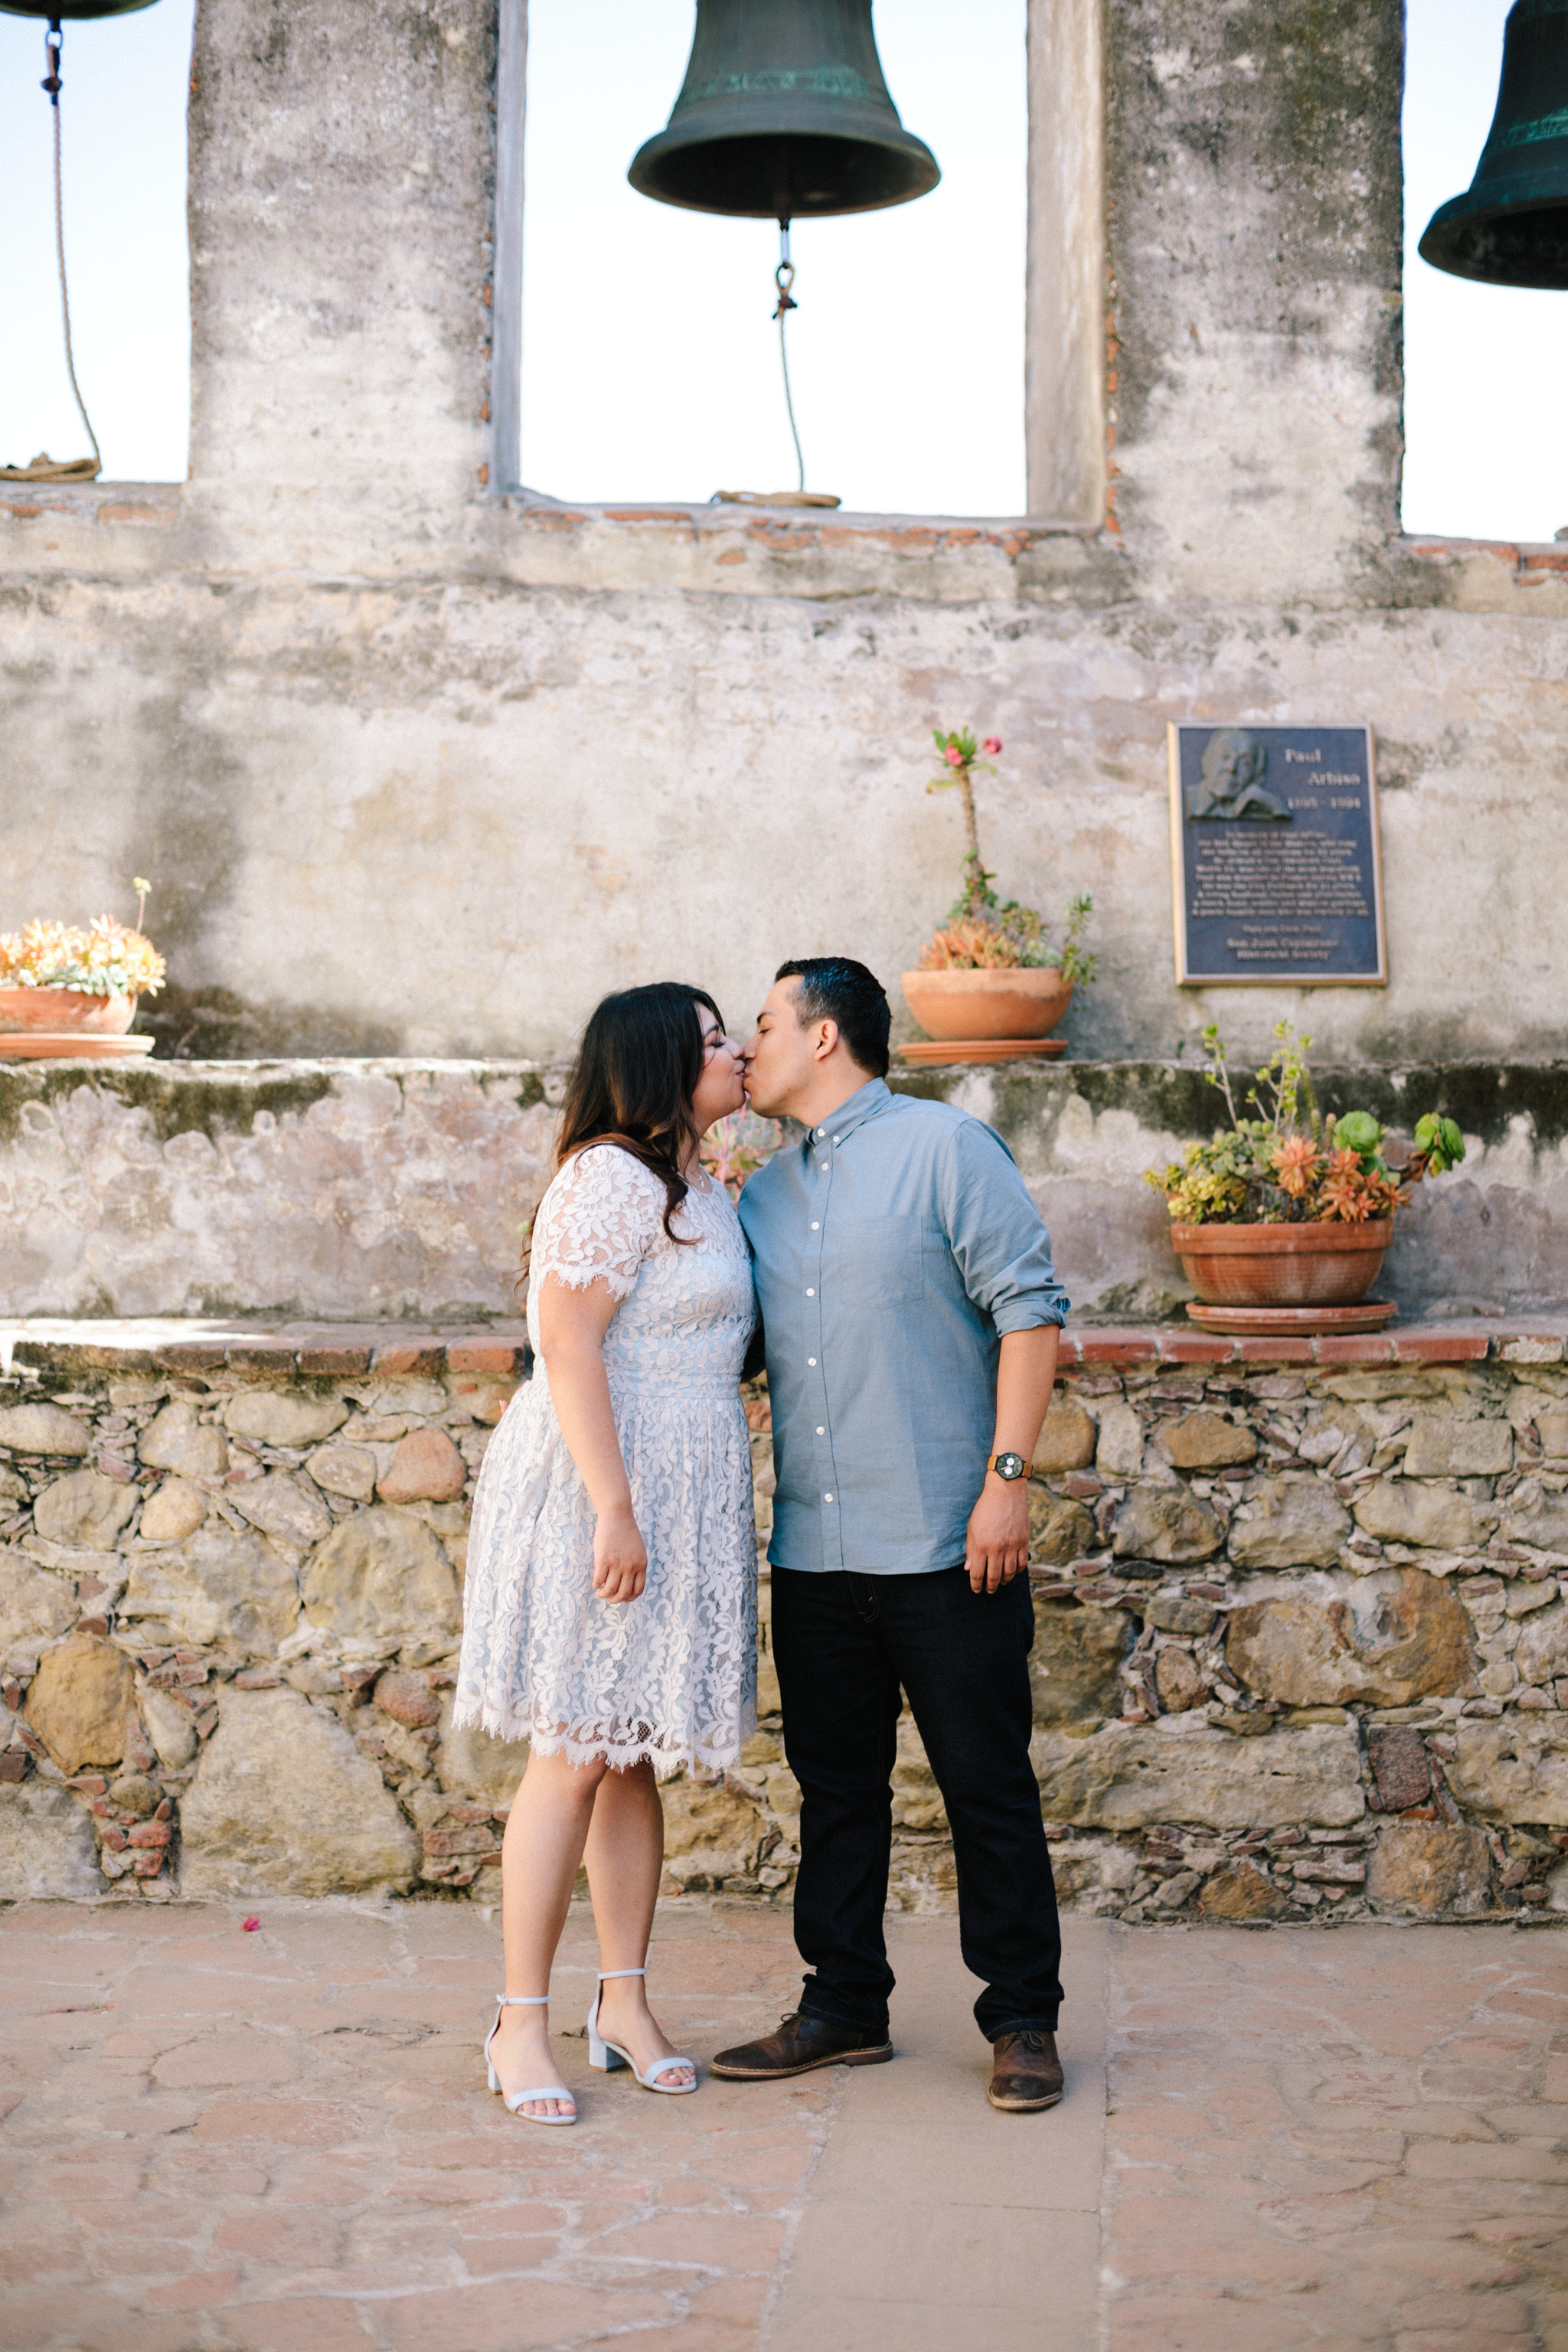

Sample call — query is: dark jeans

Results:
[770,1563,1063,2043]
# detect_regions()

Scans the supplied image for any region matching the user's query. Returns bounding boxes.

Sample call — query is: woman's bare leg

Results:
[492,1746,606,2118]
[586,1762,695,2089]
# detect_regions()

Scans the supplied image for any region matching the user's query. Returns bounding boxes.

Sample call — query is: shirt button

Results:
[806,1288,815,1296]
[824,1492,833,1501]
[810,1221,819,1230]
[808,1357,817,1366]
[819,1161,828,1171]
[816,1426,825,1435]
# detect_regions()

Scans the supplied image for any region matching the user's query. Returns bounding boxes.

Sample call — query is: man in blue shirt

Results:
[710,959,1072,2114]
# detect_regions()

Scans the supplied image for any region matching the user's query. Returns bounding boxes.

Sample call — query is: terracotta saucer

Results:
[0,1033,155,1060]
[1184,1299,1397,1336]
[896,1039,1068,1065]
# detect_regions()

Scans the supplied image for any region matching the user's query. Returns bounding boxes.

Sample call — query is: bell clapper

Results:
[773,220,805,496]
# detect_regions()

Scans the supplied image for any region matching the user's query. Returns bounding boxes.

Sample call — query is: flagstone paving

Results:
[1103,1922,1568,2352]
[0,1898,1563,2350]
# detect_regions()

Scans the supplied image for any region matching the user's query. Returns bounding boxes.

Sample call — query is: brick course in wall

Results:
[3,1321,1568,1926]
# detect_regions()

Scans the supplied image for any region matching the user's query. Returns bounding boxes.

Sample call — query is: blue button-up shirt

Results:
[737,1076,1070,1576]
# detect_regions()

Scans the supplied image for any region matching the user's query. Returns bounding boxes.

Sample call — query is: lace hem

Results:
[451,1695,751,1779]
[536,1263,639,1302]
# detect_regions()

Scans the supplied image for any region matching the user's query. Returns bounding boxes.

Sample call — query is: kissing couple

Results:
[452,957,1070,2123]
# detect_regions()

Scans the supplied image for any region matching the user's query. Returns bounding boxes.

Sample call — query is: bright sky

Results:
[1401,0,1568,540]
[519,0,1027,513]
[0,0,1563,534]
[0,0,194,483]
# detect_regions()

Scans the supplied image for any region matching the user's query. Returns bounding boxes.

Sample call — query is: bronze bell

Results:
[1420,0,1568,287]
[0,2,158,15]
[628,0,939,222]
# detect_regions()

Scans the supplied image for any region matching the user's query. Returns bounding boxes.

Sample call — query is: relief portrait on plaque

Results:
[1168,723,1387,986]
[1185,728,1292,824]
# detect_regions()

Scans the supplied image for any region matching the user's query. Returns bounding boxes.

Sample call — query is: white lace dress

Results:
[454,1143,758,1774]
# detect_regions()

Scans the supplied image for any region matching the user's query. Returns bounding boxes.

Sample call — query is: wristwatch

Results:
[987,1451,1028,1481]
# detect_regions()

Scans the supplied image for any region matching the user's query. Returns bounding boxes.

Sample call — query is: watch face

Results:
[995,1452,1026,1481]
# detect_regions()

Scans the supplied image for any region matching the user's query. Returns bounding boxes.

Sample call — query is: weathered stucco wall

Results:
[2,0,1566,1071]
[2,1058,1566,1324]
[5,1327,1568,1924]
[0,1061,556,1322]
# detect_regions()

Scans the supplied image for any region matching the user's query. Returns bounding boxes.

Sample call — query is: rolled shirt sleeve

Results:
[937,1116,1071,1335]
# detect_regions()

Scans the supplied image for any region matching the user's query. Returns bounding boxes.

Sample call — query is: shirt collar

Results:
[804,1076,893,1151]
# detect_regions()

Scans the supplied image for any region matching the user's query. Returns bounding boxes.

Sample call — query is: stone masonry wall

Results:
[3,1325,1568,1926]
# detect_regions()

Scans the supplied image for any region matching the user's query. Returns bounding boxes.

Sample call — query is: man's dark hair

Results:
[775,957,890,1078]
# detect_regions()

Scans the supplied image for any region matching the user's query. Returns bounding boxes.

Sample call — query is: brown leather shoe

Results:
[709,2011,893,2080]
[987,2028,1064,2112]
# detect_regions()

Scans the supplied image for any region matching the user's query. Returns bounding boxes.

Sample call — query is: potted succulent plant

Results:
[0,880,165,1055]
[1145,1022,1466,1331]
[901,727,1095,1056]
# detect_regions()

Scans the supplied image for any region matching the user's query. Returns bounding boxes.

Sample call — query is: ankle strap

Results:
[597,1967,647,1981]
[496,1994,548,2005]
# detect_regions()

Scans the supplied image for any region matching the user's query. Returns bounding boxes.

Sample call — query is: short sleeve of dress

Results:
[530,1145,665,1302]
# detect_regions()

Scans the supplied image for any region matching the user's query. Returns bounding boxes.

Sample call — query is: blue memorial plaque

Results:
[1167,724,1387,986]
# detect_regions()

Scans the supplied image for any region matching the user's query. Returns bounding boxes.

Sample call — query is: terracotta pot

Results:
[900,967,1073,1043]
[0,988,137,1037]
[1170,1220,1393,1308]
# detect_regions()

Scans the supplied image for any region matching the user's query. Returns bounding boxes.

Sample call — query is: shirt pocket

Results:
[825,1214,926,1308]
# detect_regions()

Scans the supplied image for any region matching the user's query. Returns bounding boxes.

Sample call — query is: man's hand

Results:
[964,1474,1031,1595]
[593,1503,648,1603]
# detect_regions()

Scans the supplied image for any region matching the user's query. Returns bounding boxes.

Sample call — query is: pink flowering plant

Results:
[0,880,165,1000]
[920,727,1095,978]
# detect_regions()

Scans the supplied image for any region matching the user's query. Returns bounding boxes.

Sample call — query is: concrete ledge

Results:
[0,1320,529,1377]
[1,1315,1560,1374]
[1403,532,1568,615]
[1064,1321,1567,1367]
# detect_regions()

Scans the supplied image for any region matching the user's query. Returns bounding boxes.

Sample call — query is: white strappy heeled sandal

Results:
[484,1993,577,2125]
[586,1966,697,2094]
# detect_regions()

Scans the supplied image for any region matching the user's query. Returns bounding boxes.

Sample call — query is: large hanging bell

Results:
[629,0,939,222]
[0,2,158,16]
[1420,0,1568,287]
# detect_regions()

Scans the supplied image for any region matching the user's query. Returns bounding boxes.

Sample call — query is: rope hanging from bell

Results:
[44,20,103,476]
[1,15,103,485]
[772,222,804,495]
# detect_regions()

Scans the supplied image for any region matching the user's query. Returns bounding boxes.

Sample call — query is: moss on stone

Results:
[0,1060,549,1148]
[888,1060,1568,1155]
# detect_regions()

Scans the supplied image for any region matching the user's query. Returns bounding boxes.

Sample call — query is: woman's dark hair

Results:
[775,956,890,1077]
[523,983,721,1277]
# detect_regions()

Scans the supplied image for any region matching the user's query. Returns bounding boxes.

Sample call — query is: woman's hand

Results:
[593,1502,648,1603]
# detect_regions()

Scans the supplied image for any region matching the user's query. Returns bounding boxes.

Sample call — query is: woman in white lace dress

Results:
[455,983,756,2123]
